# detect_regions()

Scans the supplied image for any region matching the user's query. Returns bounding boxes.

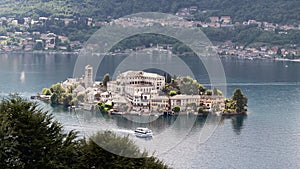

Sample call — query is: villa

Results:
[107,70,165,99]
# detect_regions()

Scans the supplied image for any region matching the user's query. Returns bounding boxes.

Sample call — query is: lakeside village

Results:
[34,65,248,117]
[0,6,299,60]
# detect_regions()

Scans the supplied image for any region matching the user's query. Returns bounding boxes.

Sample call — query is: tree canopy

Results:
[172,105,180,113]
[164,76,204,96]
[232,88,248,112]
[102,73,110,88]
[0,95,170,169]
[0,95,80,168]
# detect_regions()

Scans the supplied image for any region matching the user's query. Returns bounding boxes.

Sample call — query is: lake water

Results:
[1,53,300,169]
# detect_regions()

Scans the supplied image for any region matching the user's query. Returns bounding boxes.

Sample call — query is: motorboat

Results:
[134,127,153,138]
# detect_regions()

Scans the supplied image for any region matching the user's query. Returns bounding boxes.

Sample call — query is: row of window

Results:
[126,76,164,81]
[129,81,152,85]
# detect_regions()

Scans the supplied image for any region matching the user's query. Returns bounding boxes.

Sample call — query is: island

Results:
[35,65,247,116]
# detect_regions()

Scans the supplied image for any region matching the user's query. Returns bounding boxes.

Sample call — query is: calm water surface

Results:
[0,53,300,169]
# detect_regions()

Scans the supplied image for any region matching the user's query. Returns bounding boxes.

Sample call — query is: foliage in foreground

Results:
[82,131,169,169]
[0,95,170,169]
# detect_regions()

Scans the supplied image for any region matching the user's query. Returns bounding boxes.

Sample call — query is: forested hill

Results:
[0,0,299,24]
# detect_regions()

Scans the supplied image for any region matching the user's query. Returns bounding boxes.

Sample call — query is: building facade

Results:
[108,71,165,97]
[150,95,169,111]
[170,95,201,111]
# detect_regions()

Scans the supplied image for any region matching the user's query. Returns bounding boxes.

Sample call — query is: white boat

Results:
[134,127,153,138]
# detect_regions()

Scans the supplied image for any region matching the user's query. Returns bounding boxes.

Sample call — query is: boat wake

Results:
[114,129,135,134]
[202,82,300,86]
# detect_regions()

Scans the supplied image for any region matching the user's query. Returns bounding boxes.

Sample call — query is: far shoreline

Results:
[0,50,299,63]
[0,50,79,55]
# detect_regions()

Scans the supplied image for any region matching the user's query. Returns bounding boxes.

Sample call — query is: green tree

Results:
[77,94,85,103]
[66,85,74,94]
[198,106,209,116]
[0,95,170,168]
[180,77,199,95]
[62,93,73,106]
[50,83,66,104]
[169,90,177,96]
[42,88,52,95]
[71,98,79,106]
[206,89,213,96]
[232,88,248,112]
[80,131,169,169]
[172,105,180,113]
[0,95,81,168]
[97,102,114,113]
[66,44,72,52]
[102,73,110,88]
[33,41,44,50]
[198,84,206,95]
[224,98,236,112]
[277,48,282,56]
[50,92,59,104]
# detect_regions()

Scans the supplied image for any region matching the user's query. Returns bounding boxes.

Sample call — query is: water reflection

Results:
[73,109,247,137]
[221,115,247,135]
[101,111,182,133]
[37,102,249,139]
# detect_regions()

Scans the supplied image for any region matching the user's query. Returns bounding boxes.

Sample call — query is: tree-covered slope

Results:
[0,0,299,24]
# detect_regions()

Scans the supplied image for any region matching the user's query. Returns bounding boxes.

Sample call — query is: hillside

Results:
[0,0,299,24]
[0,0,298,56]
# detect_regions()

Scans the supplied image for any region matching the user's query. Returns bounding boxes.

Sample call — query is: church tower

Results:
[84,65,93,88]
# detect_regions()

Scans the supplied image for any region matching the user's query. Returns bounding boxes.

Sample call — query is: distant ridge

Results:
[0,0,299,24]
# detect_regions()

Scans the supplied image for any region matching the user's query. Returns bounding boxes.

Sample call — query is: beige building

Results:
[107,71,165,97]
[125,84,154,99]
[170,95,201,111]
[200,95,225,111]
[150,95,169,111]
